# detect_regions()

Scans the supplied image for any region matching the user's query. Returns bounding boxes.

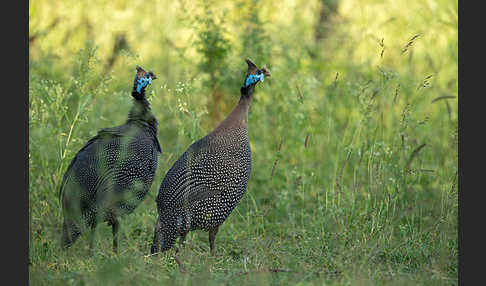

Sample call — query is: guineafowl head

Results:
[132,65,157,100]
[240,58,271,97]
[128,65,159,128]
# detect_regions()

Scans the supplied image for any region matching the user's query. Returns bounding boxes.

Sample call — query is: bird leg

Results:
[209,226,219,256]
[179,231,188,249]
[174,244,186,273]
[174,231,188,273]
[151,229,159,255]
[112,218,119,254]
[89,225,96,256]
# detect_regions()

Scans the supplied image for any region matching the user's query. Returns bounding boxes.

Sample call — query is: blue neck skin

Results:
[136,75,153,93]
[245,73,264,88]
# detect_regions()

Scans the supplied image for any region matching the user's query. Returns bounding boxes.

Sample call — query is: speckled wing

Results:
[58,126,125,203]
[157,136,223,209]
[59,123,158,213]
[157,132,251,210]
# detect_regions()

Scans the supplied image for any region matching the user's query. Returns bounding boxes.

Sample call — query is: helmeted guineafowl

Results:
[150,59,270,267]
[59,66,160,253]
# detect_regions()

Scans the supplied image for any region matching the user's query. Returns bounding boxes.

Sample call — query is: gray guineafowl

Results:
[59,66,160,253]
[150,59,270,268]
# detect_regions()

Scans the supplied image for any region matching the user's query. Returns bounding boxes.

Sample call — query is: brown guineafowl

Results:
[59,66,160,253]
[150,59,270,268]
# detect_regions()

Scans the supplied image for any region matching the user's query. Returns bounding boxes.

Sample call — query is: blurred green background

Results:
[29,0,457,285]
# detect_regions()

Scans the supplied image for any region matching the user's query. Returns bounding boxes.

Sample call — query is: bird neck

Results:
[213,94,251,133]
[127,96,158,134]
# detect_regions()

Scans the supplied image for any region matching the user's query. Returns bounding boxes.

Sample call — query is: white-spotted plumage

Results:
[59,67,160,252]
[151,59,270,257]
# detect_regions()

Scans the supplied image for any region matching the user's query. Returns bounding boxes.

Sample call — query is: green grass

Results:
[29,0,457,284]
